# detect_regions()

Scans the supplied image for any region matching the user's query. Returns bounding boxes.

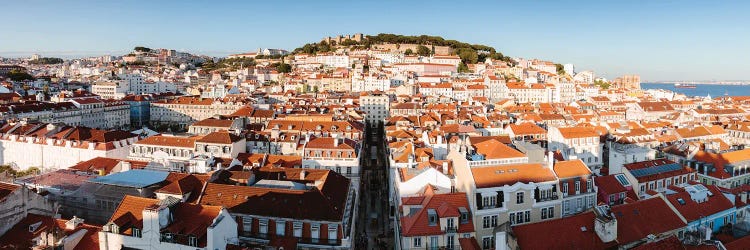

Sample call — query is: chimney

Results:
[143,204,171,234]
[300,170,307,180]
[121,161,131,172]
[547,151,555,170]
[46,123,57,132]
[334,138,341,147]
[271,126,280,140]
[65,216,84,230]
[442,161,449,175]
[593,205,617,243]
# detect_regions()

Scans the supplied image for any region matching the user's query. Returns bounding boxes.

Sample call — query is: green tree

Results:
[276,62,292,73]
[594,79,611,89]
[404,49,414,55]
[29,57,64,64]
[555,63,565,75]
[417,45,431,56]
[456,48,478,64]
[7,70,34,81]
[457,63,470,73]
[134,46,151,52]
[340,39,358,46]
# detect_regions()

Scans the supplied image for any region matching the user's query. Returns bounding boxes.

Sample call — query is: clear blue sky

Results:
[1,0,748,81]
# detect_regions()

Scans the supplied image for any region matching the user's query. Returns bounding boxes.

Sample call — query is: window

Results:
[132,228,141,238]
[575,181,580,193]
[586,179,592,192]
[162,233,174,243]
[329,224,338,240]
[293,222,302,237]
[564,200,570,213]
[428,209,438,225]
[459,207,469,223]
[483,195,496,208]
[548,207,554,218]
[483,216,491,228]
[259,219,268,235]
[491,215,498,227]
[447,235,455,249]
[188,236,198,247]
[542,208,548,219]
[311,223,320,239]
[242,216,252,232]
[516,192,524,204]
[447,218,455,229]
[562,183,569,194]
[276,221,285,236]
[413,237,422,247]
[482,236,494,249]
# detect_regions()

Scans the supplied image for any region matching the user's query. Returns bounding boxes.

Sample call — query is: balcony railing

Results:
[536,194,559,202]
[238,231,342,246]
[445,226,457,233]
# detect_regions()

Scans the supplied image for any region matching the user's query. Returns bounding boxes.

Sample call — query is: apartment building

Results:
[0,122,137,171]
[621,159,697,198]
[360,90,390,125]
[399,191,476,250]
[199,168,357,249]
[99,195,237,249]
[553,159,596,217]
[302,137,360,179]
[150,97,247,129]
[692,148,750,189]
[548,126,604,173]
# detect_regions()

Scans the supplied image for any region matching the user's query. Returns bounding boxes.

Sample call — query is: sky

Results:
[1,1,749,81]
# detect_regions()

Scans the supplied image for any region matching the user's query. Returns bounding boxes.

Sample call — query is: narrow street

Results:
[356,122,393,250]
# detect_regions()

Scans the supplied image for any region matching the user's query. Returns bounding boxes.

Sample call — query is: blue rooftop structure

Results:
[89,169,169,188]
[629,163,683,178]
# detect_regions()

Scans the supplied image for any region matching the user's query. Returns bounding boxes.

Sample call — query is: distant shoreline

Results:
[643,82,750,86]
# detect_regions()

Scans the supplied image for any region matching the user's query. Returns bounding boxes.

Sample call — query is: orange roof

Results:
[191,118,234,128]
[69,157,148,175]
[197,131,243,144]
[108,195,158,229]
[0,214,101,250]
[471,163,557,188]
[400,192,474,236]
[556,127,600,139]
[693,148,750,179]
[509,122,547,135]
[136,135,201,148]
[553,160,592,178]
[471,139,525,159]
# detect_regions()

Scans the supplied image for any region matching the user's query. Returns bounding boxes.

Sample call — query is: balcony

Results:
[238,231,342,246]
[445,226,457,233]
[536,194,559,202]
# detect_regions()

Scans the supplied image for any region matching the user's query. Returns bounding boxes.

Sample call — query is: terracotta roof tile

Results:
[196,131,243,144]
[553,159,591,178]
[136,135,201,148]
[471,163,556,188]
[400,192,474,236]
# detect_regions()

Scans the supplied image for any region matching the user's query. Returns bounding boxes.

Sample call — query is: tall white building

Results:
[563,63,575,76]
[150,97,248,128]
[92,74,177,99]
[0,122,137,171]
[359,91,390,125]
